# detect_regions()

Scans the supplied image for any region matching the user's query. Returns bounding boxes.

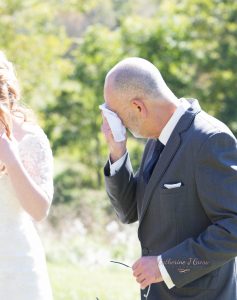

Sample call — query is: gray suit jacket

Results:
[104,99,237,299]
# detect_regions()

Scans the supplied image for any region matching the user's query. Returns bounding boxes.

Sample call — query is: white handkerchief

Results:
[99,103,126,142]
[164,182,182,189]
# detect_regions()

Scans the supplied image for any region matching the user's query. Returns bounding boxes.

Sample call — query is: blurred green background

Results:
[1,0,236,299]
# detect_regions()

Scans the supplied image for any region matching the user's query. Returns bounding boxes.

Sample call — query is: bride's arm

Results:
[7,158,51,221]
[0,130,54,222]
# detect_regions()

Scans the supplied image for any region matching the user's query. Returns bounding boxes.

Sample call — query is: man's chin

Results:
[129,129,145,139]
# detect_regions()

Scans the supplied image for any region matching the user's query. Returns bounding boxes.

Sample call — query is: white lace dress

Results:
[0,126,54,300]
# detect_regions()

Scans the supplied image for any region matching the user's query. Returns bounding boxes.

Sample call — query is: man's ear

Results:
[131,99,147,117]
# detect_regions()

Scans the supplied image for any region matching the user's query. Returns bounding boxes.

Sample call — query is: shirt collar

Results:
[159,98,190,146]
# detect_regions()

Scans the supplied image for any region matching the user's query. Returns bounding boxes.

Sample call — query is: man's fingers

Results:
[136,274,151,289]
[101,126,113,143]
[101,114,110,128]
[101,121,111,134]
[133,270,141,277]
[136,273,145,283]
[100,109,127,161]
[132,259,141,270]
[132,256,163,290]
[101,116,112,135]
[140,278,152,290]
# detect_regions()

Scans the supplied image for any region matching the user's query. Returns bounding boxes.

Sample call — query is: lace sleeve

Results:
[18,126,54,202]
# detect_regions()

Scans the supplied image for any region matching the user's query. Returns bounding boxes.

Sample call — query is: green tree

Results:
[44,25,124,188]
[174,0,237,131]
[0,0,72,111]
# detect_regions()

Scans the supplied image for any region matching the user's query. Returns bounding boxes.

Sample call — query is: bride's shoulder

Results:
[17,122,54,181]
[20,122,51,147]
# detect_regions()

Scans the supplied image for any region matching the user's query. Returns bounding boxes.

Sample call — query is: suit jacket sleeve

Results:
[161,131,237,288]
[104,153,139,224]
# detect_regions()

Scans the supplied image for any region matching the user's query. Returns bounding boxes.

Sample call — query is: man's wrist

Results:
[157,255,175,289]
[110,149,126,163]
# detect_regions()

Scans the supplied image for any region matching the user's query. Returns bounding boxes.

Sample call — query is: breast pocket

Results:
[159,184,186,196]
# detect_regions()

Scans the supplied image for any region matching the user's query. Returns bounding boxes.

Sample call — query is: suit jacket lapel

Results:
[138,99,202,227]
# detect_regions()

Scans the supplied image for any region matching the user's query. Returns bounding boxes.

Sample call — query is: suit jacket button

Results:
[142,248,149,255]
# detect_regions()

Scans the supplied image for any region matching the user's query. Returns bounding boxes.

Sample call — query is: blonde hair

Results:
[0,51,36,135]
[0,51,36,172]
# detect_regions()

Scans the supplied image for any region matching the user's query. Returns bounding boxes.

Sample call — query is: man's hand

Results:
[132,256,163,289]
[101,115,127,163]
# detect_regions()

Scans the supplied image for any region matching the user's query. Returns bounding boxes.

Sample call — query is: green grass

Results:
[48,262,140,300]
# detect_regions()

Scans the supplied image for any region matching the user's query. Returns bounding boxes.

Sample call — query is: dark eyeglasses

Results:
[95,260,151,300]
[110,260,151,298]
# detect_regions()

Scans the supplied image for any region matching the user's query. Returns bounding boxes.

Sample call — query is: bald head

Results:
[105,57,176,104]
[104,57,179,139]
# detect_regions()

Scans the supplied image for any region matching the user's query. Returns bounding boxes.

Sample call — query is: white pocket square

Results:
[163,182,182,189]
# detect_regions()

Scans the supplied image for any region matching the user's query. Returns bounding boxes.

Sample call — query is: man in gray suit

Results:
[101,57,237,299]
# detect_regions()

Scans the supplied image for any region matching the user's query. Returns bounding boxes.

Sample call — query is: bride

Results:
[0,51,54,299]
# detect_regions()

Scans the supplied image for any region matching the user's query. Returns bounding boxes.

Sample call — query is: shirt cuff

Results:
[109,152,128,176]
[157,255,175,289]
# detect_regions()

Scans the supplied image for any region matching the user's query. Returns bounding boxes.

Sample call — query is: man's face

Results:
[104,81,145,138]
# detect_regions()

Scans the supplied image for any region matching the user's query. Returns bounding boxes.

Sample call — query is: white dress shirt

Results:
[109,98,190,289]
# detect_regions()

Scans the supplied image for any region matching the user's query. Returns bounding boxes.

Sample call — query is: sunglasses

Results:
[96,260,151,300]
